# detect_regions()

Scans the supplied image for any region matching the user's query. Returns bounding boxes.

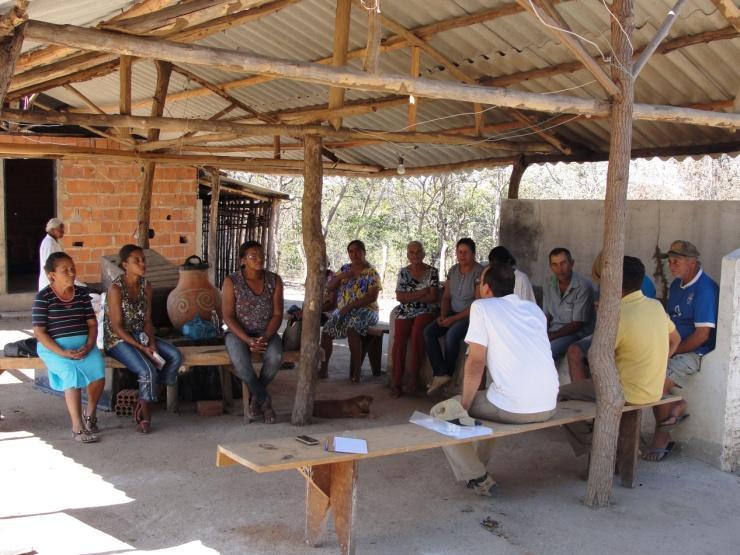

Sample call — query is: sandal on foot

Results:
[466,474,498,497]
[137,420,151,434]
[248,397,264,422]
[657,414,690,432]
[643,441,675,462]
[73,429,99,444]
[261,399,276,424]
[82,410,99,434]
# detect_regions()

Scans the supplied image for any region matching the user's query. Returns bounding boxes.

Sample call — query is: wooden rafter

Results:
[12,22,740,129]
[63,84,107,114]
[632,0,688,78]
[370,4,571,152]
[0,25,25,108]
[119,55,132,137]
[515,0,621,98]
[407,46,420,131]
[328,0,352,131]
[362,0,382,73]
[711,0,740,32]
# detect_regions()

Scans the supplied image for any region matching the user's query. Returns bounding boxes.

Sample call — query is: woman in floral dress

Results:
[321,240,382,382]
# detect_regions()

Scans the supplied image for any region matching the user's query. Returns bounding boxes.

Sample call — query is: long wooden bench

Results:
[0,346,302,416]
[216,395,681,554]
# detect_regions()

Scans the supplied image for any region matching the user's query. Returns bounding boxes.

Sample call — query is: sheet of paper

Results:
[409,411,493,439]
[331,436,368,454]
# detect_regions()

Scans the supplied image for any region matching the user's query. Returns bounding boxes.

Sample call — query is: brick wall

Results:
[1,135,198,283]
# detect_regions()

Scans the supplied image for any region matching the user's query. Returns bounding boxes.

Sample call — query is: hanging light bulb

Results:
[397,156,406,175]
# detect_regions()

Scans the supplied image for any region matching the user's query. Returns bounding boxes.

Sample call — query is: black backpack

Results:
[3,338,38,358]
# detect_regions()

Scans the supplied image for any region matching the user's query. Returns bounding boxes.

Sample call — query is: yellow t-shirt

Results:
[615,291,676,405]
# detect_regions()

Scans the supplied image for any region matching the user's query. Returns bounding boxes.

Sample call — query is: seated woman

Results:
[487,246,535,303]
[423,238,484,395]
[104,245,183,434]
[222,241,284,423]
[390,241,439,397]
[33,252,105,444]
[321,240,382,382]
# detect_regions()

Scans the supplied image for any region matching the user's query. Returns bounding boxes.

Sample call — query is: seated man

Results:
[645,240,719,461]
[543,247,594,359]
[559,257,680,466]
[441,263,559,496]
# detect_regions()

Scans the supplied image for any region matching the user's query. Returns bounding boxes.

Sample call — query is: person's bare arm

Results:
[34,326,85,359]
[548,321,584,341]
[439,283,451,319]
[461,342,486,410]
[668,329,681,359]
[261,276,284,342]
[673,327,711,355]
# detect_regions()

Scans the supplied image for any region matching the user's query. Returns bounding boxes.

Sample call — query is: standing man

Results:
[440,263,559,496]
[38,218,65,291]
[645,240,719,461]
[543,247,594,359]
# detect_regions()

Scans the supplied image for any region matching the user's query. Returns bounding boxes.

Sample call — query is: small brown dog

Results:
[313,395,373,419]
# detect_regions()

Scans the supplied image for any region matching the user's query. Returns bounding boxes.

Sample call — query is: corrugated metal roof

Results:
[3,0,739,173]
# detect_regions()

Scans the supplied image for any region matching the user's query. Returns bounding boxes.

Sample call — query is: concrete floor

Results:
[2,316,740,555]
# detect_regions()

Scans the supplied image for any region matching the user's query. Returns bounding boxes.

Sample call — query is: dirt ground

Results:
[2,313,740,555]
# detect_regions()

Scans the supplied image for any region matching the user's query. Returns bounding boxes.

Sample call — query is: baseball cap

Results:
[660,240,700,259]
[430,398,479,427]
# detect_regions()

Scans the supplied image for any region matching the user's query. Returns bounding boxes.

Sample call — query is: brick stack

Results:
[115,389,139,417]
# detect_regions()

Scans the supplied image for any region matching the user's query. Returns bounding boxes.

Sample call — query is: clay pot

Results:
[166,256,222,330]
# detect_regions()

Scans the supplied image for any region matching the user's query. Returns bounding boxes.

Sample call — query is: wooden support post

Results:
[0,23,25,107]
[585,0,633,509]
[273,135,281,159]
[136,60,171,248]
[407,46,420,130]
[119,54,132,137]
[616,409,641,488]
[362,0,382,74]
[305,465,332,546]
[329,0,352,130]
[507,156,527,199]
[292,135,326,425]
[207,169,221,285]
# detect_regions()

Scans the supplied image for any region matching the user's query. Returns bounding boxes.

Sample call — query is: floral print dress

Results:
[393,265,440,320]
[323,263,382,338]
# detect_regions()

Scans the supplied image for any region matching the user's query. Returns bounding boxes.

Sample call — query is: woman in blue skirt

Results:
[33,252,105,444]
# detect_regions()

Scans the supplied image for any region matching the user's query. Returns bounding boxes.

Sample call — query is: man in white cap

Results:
[644,240,719,461]
[439,263,559,496]
[38,218,65,291]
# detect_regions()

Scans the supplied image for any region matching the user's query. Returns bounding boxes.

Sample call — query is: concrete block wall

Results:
[1,135,198,284]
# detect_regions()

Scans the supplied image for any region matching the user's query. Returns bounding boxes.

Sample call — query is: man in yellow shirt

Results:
[559,256,680,460]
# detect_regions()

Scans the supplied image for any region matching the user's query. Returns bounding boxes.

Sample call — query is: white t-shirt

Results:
[465,295,559,414]
[514,268,536,303]
[38,234,63,291]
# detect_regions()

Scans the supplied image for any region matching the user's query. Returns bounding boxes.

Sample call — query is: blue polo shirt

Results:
[666,269,719,355]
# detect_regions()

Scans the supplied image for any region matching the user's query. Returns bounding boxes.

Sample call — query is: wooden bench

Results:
[216,395,681,554]
[0,346,302,416]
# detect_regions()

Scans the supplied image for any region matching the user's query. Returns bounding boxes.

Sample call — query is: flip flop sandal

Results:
[261,399,276,424]
[73,429,99,444]
[82,410,99,434]
[643,441,675,462]
[247,397,264,422]
[657,414,690,432]
[137,420,151,434]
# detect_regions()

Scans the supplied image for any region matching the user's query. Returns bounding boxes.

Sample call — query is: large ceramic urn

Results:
[166,256,222,330]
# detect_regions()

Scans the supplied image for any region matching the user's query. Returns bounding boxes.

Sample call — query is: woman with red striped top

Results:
[32,252,105,444]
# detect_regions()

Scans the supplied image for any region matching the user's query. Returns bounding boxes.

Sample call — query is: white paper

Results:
[331,436,368,454]
[409,411,493,439]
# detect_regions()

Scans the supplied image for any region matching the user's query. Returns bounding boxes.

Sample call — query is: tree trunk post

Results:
[507,156,527,199]
[292,135,326,425]
[207,169,221,285]
[0,22,25,108]
[584,0,634,508]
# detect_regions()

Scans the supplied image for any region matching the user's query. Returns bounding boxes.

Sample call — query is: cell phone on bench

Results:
[296,435,320,446]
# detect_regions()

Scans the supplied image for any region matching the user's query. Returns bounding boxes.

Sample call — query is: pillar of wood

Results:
[0,23,25,107]
[507,156,527,199]
[136,60,172,248]
[292,135,326,425]
[207,169,221,285]
[585,0,633,509]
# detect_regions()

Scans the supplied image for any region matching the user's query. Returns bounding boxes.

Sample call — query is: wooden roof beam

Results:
[515,0,621,99]
[632,0,688,78]
[0,3,26,107]
[407,46,420,131]
[15,21,740,129]
[328,0,352,131]
[362,0,382,73]
[710,0,740,32]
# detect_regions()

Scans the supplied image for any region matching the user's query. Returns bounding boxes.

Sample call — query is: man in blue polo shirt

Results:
[645,240,719,462]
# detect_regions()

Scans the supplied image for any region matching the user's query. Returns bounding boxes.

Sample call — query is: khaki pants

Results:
[442,392,555,482]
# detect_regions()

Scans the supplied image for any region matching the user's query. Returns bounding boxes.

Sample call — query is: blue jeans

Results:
[423,316,469,377]
[107,339,183,402]
[225,333,282,404]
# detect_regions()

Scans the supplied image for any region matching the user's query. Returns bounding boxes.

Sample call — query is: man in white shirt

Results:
[38,218,65,291]
[441,263,559,496]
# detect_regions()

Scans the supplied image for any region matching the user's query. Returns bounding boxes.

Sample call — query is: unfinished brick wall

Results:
[1,135,198,283]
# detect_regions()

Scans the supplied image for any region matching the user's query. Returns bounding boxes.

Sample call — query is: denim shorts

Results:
[667,352,702,387]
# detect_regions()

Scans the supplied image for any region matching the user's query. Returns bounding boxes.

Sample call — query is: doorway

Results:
[3,159,56,293]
